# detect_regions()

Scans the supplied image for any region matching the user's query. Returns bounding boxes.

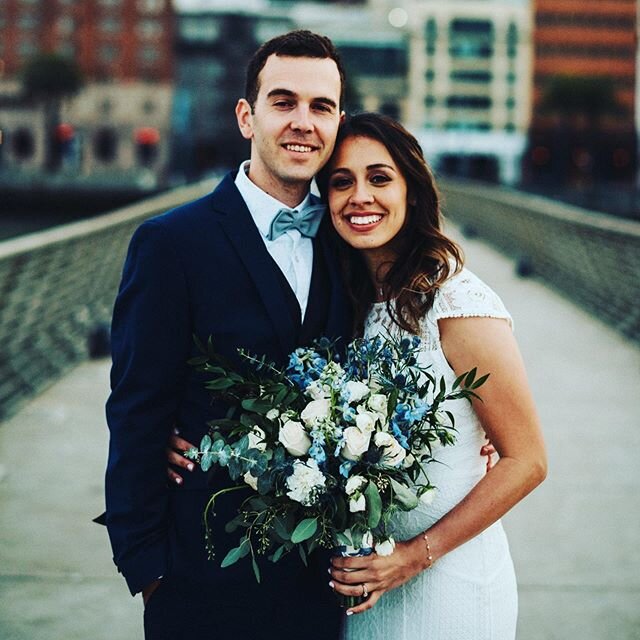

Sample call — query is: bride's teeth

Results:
[286,144,313,153]
[350,215,382,225]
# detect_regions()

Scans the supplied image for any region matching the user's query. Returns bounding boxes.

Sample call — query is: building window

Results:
[142,99,156,114]
[536,13,635,30]
[179,17,221,43]
[450,70,492,83]
[506,71,516,84]
[94,127,118,163]
[339,45,408,77]
[98,0,122,7]
[507,23,518,57]
[449,19,494,59]
[425,95,436,107]
[447,95,492,109]
[57,42,75,57]
[18,39,38,57]
[18,12,39,29]
[425,18,437,54]
[100,16,122,33]
[537,44,635,58]
[380,102,399,120]
[99,44,120,63]
[425,69,435,81]
[12,128,36,161]
[137,0,165,15]
[506,97,516,109]
[57,16,74,35]
[138,46,160,63]
[137,18,163,40]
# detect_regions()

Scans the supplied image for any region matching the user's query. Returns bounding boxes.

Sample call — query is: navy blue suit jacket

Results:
[104,174,351,638]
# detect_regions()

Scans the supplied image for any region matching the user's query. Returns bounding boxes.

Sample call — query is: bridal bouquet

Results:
[185,334,487,595]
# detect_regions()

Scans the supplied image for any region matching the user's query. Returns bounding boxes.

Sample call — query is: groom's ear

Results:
[236,99,254,141]
[339,110,346,124]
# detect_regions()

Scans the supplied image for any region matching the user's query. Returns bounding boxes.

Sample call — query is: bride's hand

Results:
[329,536,430,615]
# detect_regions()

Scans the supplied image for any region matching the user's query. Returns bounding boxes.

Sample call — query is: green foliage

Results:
[22,53,83,100]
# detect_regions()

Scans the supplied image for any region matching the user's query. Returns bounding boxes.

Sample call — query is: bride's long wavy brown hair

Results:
[317,113,463,336]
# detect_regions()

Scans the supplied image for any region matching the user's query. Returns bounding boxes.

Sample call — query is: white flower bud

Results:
[374,432,406,467]
[375,537,396,556]
[243,471,258,491]
[247,426,267,452]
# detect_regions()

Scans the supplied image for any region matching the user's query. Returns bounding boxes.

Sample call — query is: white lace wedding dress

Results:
[342,268,518,640]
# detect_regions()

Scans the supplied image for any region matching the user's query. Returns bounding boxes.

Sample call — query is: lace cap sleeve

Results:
[432,268,513,329]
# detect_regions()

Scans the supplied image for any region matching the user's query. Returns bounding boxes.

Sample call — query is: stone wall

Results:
[441,179,640,344]
[0,180,214,420]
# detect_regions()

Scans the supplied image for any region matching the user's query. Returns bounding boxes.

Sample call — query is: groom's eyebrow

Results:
[266,88,337,110]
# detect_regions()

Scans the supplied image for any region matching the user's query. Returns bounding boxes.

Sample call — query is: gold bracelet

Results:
[422,532,433,568]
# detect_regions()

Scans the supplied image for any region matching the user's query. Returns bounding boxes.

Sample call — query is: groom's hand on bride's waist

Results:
[166,427,197,486]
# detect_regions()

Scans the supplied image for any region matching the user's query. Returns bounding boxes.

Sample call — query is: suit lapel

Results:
[211,175,297,359]
[315,219,352,343]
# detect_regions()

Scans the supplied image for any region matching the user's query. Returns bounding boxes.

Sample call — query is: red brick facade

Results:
[0,0,175,82]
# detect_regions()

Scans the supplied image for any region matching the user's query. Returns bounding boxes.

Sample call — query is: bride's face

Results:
[327,135,408,256]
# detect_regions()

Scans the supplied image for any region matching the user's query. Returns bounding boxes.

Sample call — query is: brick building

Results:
[0,0,174,82]
[527,0,637,185]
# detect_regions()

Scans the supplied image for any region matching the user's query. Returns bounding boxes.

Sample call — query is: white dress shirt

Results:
[235,161,315,318]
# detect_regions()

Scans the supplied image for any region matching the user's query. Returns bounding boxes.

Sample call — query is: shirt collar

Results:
[235,160,313,238]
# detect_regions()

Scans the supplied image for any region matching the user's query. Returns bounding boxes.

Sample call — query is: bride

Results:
[317,113,546,639]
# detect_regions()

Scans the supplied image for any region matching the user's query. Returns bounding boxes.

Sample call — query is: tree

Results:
[22,53,83,171]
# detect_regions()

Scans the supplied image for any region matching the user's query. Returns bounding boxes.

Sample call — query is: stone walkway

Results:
[1,231,639,639]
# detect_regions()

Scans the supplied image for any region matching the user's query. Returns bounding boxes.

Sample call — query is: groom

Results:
[104,31,351,639]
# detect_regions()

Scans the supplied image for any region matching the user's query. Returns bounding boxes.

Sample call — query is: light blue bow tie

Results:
[267,203,326,241]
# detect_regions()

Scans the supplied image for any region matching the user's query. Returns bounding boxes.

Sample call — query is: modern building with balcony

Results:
[370,0,532,185]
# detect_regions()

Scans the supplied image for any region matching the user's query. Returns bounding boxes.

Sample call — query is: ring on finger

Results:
[361,583,368,598]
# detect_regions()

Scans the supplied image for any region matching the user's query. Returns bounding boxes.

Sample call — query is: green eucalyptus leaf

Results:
[364,481,382,529]
[390,477,419,510]
[252,556,261,583]
[200,435,212,453]
[273,516,291,541]
[200,451,214,472]
[291,517,318,544]
[271,544,286,562]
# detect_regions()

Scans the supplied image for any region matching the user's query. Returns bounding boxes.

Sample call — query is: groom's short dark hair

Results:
[245,30,346,110]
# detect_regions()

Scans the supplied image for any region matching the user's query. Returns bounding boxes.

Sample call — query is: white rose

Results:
[419,487,437,505]
[300,398,331,427]
[345,474,366,495]
[355,410,378,433]
[286,459,326,506]
[266,408,280,421]
[342,426,372,461]
[374,432,406,467]
[368,393,388,414]
[247,426,267,452]
[243,471,258,491]
[375,537,396,556]
[278,420,312,457]
[305,380,330,400]
[349,494,366,512]
[344,380,370,404]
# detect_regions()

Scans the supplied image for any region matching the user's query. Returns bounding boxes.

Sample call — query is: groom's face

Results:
[236,54,343,201]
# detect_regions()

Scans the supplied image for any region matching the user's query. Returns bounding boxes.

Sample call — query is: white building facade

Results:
[370,0,532,185]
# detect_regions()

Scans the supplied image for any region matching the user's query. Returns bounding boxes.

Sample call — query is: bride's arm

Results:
[329,316,547,615]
